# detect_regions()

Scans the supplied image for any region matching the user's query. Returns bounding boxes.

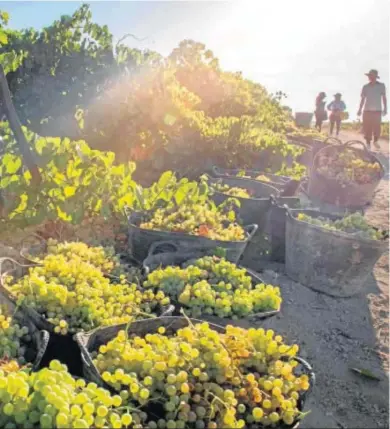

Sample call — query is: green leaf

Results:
[3,154,22,174]
[100,204,112,219]
[350,367,381,381]
[72,207,85,224]
[157,171,174,189]
[64,186,76,198]
[0,32,8,46]
[227,210,236,222]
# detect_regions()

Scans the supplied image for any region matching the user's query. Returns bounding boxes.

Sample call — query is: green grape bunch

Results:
[45,240,142,284]
[93,322,310,429]
[297,212,384,241]
[0,359,144,428]
[143,256,281,318]
[4,244,170,335]
[211,183,251,199]
[0,307,30,365]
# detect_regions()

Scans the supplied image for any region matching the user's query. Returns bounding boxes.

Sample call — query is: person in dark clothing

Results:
[314,92,327,132]
[327,93,346,136]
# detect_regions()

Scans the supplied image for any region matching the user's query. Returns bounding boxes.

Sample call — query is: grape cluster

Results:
[211,183,251,199]
[233,170,272,183]
[0,359,142,428]
[5,251,170,335]
[94,322,310,428]
[0,307,29,364]
[143,256,281,318]
[317,149,381,185]
[297,212,383,240]
[140,203,245,241]
[45,240,142,284]
[255,174,271,182]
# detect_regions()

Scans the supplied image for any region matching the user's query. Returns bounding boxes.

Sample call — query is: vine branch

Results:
[0,64,41,184]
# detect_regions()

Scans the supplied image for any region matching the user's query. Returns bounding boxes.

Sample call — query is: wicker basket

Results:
[308,140,385,207]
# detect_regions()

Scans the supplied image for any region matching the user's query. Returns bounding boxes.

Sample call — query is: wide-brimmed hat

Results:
[365,69,380,78]
[334,93,342,97]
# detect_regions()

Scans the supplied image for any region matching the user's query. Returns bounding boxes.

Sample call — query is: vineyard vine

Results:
[0,4,310,237]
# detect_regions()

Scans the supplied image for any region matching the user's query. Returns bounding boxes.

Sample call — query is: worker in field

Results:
[327,93,347,137]
[314,92,327,132]
[358,69,387,150]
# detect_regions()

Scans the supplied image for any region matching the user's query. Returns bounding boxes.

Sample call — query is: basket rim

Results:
[212,166,290,184]
[288,211,389,247]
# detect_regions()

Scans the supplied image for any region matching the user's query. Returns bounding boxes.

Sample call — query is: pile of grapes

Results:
[143,256,281,318]
[211,183,251,199]
[140,203,245,242]
[93,321,310,428]
[0,307,30,364]
[0,359,142,428]
[42,241,141,284]
[297,212,384,240]
[233,170,272,183]
[316,149,382,185]
[4,243,170,335]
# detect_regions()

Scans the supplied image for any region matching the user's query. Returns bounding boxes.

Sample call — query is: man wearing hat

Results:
[358,69,387,149]
[327,93,347,136]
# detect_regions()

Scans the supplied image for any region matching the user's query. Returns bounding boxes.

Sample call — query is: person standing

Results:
[327,93,346,136]
[358,69,387,150]
[314,92,327,132]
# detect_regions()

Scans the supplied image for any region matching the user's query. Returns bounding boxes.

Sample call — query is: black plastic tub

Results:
[75,316,315,429]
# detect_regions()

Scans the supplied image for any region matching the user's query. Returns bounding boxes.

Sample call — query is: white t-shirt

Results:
[361,81,386,112]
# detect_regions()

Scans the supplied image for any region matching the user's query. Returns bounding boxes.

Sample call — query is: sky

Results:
[2,0,389,120]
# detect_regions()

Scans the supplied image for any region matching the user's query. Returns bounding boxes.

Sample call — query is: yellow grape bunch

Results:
[317,149,382,185]
[140,203,245,241]
[143,256,282,318]
[0,359,143,428]
[212,183,251,199]
[45,240,142,283]
[4,244,170,335]
[93,322,310,429]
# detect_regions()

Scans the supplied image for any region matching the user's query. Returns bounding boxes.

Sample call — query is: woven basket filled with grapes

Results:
[298,179,368,216]
[0,272,49,371]
[285,209,389,297]
[141,241,281,324]
[308,140,385,207]
[76,316,315,429]
[127,207,258,264]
